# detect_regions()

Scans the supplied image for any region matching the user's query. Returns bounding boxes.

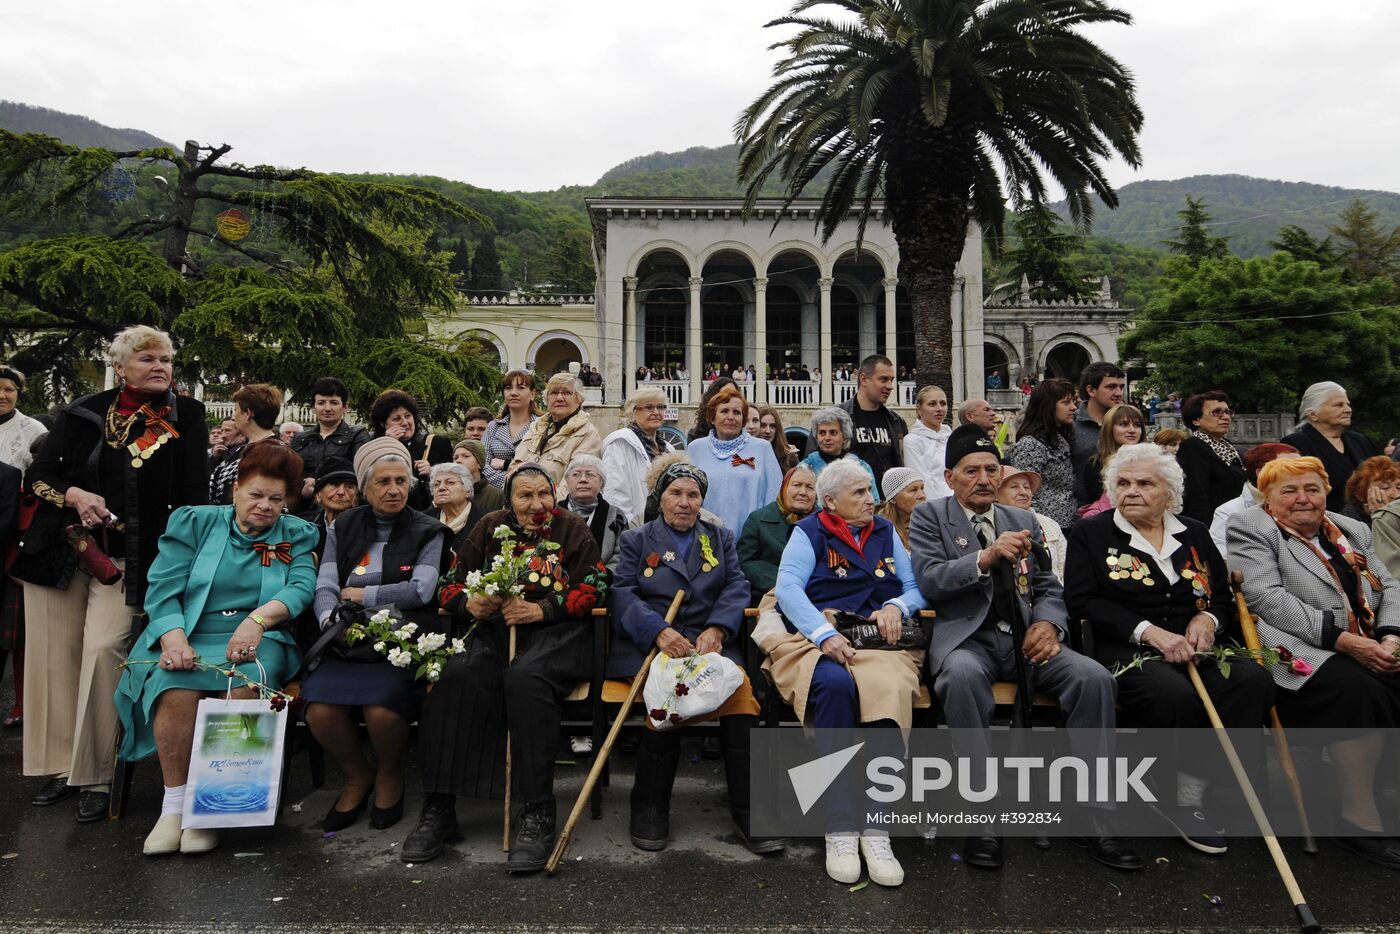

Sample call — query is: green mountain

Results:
[0,100,171,151]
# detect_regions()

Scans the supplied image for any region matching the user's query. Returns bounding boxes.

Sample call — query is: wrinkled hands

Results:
[977,529,1031,573]
[501,596,544,627]
[820,632,856,665]
[1338,631,1400,674]
[157,633,198,671]
[656,628,695,657]
[1184,613,1217,654]
[694,625,726,656]
[870,604,904,645]
[225,620,264,664]
[1021,620,1061,664]
[1142,624,1194,664]
[64,487,112,529]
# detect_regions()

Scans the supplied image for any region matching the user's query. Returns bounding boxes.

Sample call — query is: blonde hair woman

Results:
[509,372,603,488]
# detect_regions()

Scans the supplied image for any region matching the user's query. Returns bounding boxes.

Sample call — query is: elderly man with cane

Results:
[908,425,1140,871]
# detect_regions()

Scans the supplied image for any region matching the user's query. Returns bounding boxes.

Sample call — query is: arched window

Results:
[642,287,686,370]
[702,284,745,373]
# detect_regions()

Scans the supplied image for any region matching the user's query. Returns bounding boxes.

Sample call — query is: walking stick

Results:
[997,558,1050,849]
[1229,570,1318,854]
[546,589,686,874]
[503,625,517,851]
[1186,663,1321,934]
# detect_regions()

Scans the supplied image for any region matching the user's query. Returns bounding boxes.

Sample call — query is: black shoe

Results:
[400,796,458,863]
[732,819,786,855]
[31,777,76,807]
[507,799,556,874]
[75,790,108,823]
[718,717,783,855]
[962,834,1003,869]
[630,802,670,851]
[370,795,405,830]
[1149,803,1227,855]
[323,789,371,832]
[630,736,681,851]
[1332,821,1400,871]
[701,735,722,760]
[1072,816,1145,871]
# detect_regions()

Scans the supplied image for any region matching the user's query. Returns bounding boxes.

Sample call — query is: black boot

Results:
[630,733,680,851]
[721,716,784,854]
[400,794,458,863]
[507,799,556,873]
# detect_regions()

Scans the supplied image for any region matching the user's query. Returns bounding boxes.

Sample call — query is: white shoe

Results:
[825,832,861,883]
[142,813,183,856]
[860,831,905,886]
[570,735,593,756]
[180,827,219,854]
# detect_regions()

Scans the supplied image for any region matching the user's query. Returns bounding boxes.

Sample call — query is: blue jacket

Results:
[606,517,749,677]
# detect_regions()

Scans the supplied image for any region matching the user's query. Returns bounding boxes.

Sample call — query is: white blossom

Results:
[451,638,467,654]
[373,641,386,653]
[426,668,441,683]
[370,609,392,624]
[386,647,412,669]
[484,582,499,596]
[416,632,447,653]
[463,571,483,589]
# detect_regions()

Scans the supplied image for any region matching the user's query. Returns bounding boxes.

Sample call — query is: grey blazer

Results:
[907,496,1067,676]
[1227,505,1400,689]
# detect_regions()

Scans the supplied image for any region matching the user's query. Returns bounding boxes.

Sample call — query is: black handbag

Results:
[302,600,400,672]
[10,501,79,588]
[830,609,931,651]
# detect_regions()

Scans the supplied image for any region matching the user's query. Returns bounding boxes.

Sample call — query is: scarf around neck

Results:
[1265,506,1377,637]
[1193,429,1242,468]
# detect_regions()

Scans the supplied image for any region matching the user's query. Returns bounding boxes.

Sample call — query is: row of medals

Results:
[1106,553,1155,587]
[128,431,170,469]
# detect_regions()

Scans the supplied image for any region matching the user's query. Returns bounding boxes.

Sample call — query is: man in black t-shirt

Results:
[805,354,907,486]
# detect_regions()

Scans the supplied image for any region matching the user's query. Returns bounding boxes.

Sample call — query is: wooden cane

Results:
[503,624,517,851]
[1228,570,1318,854]
[1187,663,1321,933]
[546,589,686,874]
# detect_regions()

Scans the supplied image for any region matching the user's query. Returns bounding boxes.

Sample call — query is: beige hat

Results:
[353,436,413,489]
[999,464,1042,493]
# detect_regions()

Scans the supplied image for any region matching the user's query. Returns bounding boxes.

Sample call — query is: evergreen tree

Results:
[468,232,504,293]
[998,204,1088,301]
[0,131,499,418]
[1162,196,1230,266]
[1268,224,1336,267]
[448,236,471,285]
[1328,198,1400,284]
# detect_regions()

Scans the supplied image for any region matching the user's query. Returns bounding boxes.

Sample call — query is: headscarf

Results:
[777,465,816,524]
[504,462,555,503]
[353,436,412,490]
[654,461,708,500]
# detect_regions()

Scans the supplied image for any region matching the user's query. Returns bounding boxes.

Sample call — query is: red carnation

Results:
[269,694,288,712]
[566,583,599,615]
[1275,645,1294,662]
[674,683,689,696]
[649,708,667,722]
[668,713,682,724]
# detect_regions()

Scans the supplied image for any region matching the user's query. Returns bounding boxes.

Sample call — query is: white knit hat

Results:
[881,466,922,501]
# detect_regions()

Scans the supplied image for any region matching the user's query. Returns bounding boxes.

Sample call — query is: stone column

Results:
[882,277,898,365]
[688,276,703,406]
[818,276,834,404]
[858,298,876,361]
[623,276,639,400]
[753,276,768,405]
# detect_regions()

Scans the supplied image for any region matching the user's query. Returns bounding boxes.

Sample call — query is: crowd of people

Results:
[3,334,1399,888]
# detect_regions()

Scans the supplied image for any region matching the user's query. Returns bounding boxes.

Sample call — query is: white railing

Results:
[645,380,690,405]
[204,400,319,424]
[898,382,918,407]
[702,380,754,402]
[582,387,603,405]
[834,381,857,404]
[769,381,816,406]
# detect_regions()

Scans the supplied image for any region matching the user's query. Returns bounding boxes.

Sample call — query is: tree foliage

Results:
[467,231,504,293]
[1328,197,1400,286]
[1162,196,1230,266]
[0,132,499,419]
[990,204,1089,302]
[1268,224,1336,267]
[735,0,1143,390]
[1121,253,1400,436]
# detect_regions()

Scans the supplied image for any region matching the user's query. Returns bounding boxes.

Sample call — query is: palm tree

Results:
[736,0,1143,391]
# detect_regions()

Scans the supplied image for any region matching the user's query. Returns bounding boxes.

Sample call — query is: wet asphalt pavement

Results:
[0,671,1395,934]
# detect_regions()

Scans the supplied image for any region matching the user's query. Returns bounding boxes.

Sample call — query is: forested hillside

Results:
[0,101,170,151]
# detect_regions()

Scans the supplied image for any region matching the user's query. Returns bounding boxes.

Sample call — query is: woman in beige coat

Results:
[509,372,602,488]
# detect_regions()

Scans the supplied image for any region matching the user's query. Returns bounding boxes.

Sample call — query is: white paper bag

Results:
[642,651,743,730]
[182,697,287,828]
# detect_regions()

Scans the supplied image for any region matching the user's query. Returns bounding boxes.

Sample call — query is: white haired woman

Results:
[758,458,927,887]
[1064,443,1274,854]
[299,438,450,834]
[601,386,676,525]
[560,453,631,568]
[510,371,603,488]
[430,462,480,553]
[799,406,879,502]
[1281,381,1381,514]
[17,325,208,822]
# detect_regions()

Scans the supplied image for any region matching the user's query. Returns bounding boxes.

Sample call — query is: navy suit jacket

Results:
[606,517,749,677]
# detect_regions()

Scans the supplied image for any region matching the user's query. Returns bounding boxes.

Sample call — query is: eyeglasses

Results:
[635,404,667,412]
[1204,407,1234,418]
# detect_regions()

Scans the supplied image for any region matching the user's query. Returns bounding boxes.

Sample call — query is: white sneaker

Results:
[825,832,861,883]
[180,827,219,854]
[860,831,905,887]
[142,813,182,856]
[570,735,593,756]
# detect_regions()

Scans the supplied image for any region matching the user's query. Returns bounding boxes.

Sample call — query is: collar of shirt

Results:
[961,503,995,536]
[1112,509,1186,585]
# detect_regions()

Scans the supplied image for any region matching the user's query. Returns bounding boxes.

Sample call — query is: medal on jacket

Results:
[1016,556,1031,596]
[1183,547,1211,609]
[126,403,179,469]
[644,552,660,578]
[354,551,370,576]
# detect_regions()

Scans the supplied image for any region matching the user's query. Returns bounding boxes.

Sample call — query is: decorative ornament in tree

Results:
[215,208,252,241]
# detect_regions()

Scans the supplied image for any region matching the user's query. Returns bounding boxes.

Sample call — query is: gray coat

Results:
[1228,505,1400,689]
[907,495,1067,676]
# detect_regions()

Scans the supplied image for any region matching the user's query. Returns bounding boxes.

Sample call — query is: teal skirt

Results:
[115,610,301,761]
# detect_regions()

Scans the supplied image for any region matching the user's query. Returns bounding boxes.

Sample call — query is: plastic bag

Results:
[642,651,743,730]
[183,697,287,828]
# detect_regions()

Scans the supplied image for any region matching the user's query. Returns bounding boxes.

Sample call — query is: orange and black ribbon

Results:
[730,453,756,469]
[252,541,293,567]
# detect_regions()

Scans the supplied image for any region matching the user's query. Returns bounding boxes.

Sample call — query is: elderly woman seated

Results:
[876,467,925,549]
[1339,455,1400,527]
[738,463,818,598]
[761,458,927,888]
[1065,443,1275,855]
[559,454,631,569]
[403,464,607,872]
[1229,456,1400,869]
[606,463,778,857]
[510,372,603,486]
[430,462,482,552]
[114,444,316,855]
[800,406,879,500]
[994,465,1067,582]
[298,438,449,834]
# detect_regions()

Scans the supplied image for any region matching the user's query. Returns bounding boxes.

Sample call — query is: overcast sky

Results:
[5,1,1398,195]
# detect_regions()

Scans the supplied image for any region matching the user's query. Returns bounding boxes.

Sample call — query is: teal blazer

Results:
[140,505,319,653]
